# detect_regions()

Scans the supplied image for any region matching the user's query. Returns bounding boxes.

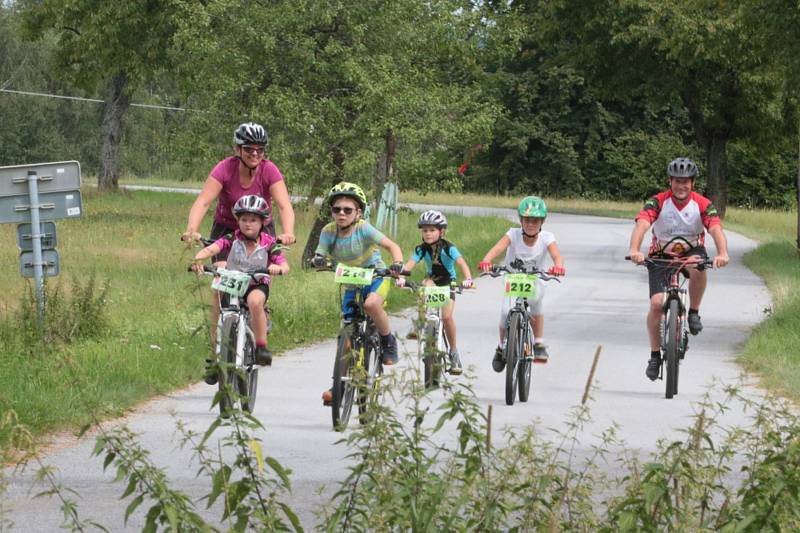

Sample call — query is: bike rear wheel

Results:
[518,325,532,402]
[665,299,680,399]
[505,313,523,406]
[332,328,356,431]
[218,315,239,415]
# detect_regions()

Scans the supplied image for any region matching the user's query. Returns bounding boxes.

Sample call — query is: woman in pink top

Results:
[182,122,296,251]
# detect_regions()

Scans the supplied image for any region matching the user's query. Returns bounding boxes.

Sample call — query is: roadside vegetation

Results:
[0,189,509,442]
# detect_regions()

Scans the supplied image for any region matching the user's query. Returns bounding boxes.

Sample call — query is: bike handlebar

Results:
[187,264,273,282]
[399,280,473,294]
[479,264,561,283]
[625,255,714,271]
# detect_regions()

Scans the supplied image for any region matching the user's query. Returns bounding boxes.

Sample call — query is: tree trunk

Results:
[373,128,396,211]
[98,71,131,192]
[302,146,346,266]
[704,132,729,219]
[796,124,799,255]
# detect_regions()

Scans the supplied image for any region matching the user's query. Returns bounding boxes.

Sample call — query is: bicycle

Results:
[401,280,468,389]
[627,253,713,399]
[315,261,404,431]
[481,258,560,406]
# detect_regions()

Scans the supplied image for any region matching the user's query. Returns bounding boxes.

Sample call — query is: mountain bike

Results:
[315,262,404,431]
[627,254,713,399]
[482,258,560,405]
[401,280,468,389]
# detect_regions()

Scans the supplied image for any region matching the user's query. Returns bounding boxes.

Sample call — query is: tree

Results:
[19,0,177,190]
[542,0,789,217]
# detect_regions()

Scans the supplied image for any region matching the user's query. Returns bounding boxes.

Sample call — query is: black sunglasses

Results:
[331,206,355,215]
[241,145,265,155]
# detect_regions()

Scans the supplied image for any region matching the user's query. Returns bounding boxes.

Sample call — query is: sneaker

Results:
[381,334,399,365]
[646,356,661,381]
[406,330,419,340]
[204,359,218,385]
[533,343,549,364]
[688,313,703,335]
[322,389,332,406]
[492,346,506,373]
[448,350,463,375]
[255,346,272,366]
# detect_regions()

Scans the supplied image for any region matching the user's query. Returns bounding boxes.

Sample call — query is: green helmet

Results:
[518,196,547,218]
[327,182,368,210]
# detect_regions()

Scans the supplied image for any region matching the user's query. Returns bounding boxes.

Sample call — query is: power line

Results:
[0,88,194,112]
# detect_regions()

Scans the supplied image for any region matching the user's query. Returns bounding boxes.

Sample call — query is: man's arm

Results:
[628,218,652,264]
[707,225,729,268]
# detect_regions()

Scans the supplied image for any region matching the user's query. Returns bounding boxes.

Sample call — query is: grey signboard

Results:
[0,161,81,197]
[16,221,57,251]
[0,190,82,224]
[20,249,60,278]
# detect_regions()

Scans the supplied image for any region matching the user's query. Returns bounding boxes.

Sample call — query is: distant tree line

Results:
[1,1,797,213]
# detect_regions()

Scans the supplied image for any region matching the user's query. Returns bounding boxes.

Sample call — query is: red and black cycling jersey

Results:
[636,191,721,256]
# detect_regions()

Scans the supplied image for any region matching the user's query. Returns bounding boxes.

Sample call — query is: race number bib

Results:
[211,268,251,297]
[423,286,451,309]
[334,264,374,286]
[504,273,537,299]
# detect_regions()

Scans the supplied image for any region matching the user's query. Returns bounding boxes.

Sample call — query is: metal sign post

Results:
[0,161,82,330]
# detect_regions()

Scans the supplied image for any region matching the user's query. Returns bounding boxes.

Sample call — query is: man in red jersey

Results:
[628,157,730,381]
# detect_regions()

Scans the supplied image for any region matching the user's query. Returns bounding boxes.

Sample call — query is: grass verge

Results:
[0,189,508,444]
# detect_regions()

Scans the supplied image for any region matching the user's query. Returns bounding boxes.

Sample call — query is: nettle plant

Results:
[16,349,800,532]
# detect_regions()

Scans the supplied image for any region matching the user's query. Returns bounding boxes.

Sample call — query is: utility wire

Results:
[0,88,194,112]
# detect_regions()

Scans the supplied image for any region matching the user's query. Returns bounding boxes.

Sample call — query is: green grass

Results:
[0,190,509,443]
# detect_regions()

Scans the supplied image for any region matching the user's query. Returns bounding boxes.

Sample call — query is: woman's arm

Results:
[270,180,296,245]
[183,175,223,242]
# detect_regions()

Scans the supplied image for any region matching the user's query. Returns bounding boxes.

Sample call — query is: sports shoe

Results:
[533,343,549,364]
[449,350,463,375]
[255,346,272,366]
[381,334,399,365]
[322,389,332,406]
[406,330,419,340]
[688,313,703,335]
[204,359,218,385]
[492,346,506,372]
[646,356,661,381]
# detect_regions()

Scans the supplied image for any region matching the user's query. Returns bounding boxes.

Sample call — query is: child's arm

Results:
[192,243,221,273]
[379,236,404,271]
[268,255,290,276]
[479,235,511,272]
[546,242,565,276]
[455,256,474,287]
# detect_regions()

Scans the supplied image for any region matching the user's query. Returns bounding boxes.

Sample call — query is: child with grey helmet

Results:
[479,196,565,369]
[192,195,289,382]
[396,210,475,374]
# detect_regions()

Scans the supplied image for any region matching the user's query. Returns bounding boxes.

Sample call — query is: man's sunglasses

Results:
[241,145,265,155]
[331,206,355,215]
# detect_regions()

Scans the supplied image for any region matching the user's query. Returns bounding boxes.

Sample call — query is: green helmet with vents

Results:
[518,196,547,218]
[327,181,368,211]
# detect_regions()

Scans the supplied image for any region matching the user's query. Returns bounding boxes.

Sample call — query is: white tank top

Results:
[503,228,555,269]
[650,197,704,252]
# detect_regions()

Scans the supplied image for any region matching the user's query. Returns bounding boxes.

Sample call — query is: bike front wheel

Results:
[664,299,680,399]
[218,315,239,416]
[358,333,382,424]
[421,321,441,389]
[505,313,523,406]
[239,335,258,413]
[518,325,533,402]
[332,328,357,431]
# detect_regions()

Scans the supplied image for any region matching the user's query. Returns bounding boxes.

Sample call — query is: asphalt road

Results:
[3,208,771,531]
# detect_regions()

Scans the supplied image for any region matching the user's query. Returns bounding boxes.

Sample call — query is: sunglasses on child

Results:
[331,206,356,215]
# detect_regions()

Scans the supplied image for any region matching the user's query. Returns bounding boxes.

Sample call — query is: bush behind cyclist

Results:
[192,195,289,383]
[311,182,404,406]
[627,157,730,381]
[396,210,474,375]
[479,196,566,369]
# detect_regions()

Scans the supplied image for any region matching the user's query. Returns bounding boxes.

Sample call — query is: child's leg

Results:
[531,314,544,341]
[247,290,268,345]
[364,292,390,335]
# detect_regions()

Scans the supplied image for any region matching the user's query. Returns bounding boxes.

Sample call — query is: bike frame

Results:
[216,293,257,370]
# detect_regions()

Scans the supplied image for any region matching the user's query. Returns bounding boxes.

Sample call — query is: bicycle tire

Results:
[332,328,356,431]
[218,315,239,415]
[518,325,532,402]
[505,313,523,406]
[422,321,438,388]
[358,331,382,424]
[239,335,258,413]
[665,298,680,399]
